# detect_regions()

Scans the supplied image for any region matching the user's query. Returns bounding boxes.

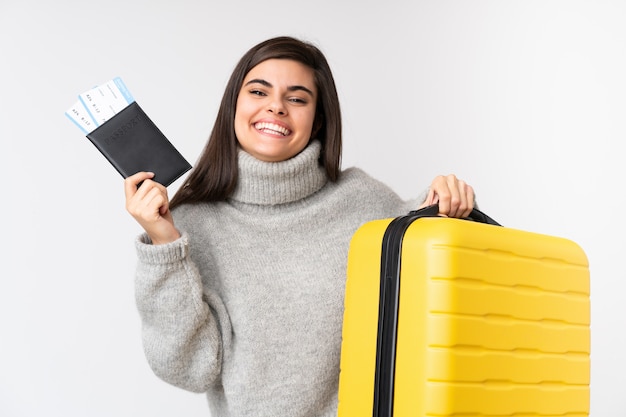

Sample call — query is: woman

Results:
[125,36,474,416]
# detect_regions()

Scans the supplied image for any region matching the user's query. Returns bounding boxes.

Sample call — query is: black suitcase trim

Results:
[372,205,501,417]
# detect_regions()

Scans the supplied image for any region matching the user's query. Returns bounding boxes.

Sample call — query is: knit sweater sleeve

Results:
[134,232,229,393]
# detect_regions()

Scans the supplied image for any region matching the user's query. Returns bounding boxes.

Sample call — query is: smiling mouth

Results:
[254,122,291,136]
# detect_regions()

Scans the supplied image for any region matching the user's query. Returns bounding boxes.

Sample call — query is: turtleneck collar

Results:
[229,140,328,206]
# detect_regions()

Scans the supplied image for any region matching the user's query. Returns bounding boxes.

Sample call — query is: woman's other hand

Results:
[419,174,475,218]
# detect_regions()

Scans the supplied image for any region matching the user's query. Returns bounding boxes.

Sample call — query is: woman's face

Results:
[234,59,318,162]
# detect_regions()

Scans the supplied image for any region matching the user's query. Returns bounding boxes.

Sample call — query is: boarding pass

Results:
[65,77,135,134]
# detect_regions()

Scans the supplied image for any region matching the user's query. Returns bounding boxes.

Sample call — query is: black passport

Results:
[86,101,192,187]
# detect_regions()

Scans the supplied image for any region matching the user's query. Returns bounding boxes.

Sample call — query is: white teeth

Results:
[254,122,291,136]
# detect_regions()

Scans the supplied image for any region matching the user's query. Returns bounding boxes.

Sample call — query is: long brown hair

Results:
[170,36,342,209]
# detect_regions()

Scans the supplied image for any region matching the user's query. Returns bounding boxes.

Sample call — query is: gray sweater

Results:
[134,140,417,416]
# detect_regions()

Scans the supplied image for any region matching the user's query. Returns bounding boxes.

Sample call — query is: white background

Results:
[1,1,624,415]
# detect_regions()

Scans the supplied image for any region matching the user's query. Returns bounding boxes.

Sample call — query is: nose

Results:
[268,100,286,116]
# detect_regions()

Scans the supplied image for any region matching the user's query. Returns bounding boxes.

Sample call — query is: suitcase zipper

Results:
[372,205,500,416]
[373,205,439,417]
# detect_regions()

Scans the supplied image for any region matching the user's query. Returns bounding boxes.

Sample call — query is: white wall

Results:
[1,0,623,415]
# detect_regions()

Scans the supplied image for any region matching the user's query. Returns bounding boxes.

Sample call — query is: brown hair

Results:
[170,36,342,209]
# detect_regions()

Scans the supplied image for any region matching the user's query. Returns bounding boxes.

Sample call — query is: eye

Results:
[288,97,308,104]
[249,89,266,96]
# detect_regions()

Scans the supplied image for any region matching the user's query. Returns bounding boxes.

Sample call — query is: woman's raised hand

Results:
[124,172,181,245]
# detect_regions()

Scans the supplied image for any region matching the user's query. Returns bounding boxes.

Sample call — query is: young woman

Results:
[125,36,474,417]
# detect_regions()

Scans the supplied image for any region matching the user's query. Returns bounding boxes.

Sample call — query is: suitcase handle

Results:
[408,203,502,226]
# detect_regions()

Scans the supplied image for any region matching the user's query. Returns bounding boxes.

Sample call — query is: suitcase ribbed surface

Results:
[338,217,590,417]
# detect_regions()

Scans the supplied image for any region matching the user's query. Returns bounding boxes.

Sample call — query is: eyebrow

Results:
[244,78,315,97]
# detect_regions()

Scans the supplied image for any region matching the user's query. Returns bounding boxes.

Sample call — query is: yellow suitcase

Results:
[338,205,590,416]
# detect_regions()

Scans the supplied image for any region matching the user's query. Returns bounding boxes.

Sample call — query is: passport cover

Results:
[86,101,192,187]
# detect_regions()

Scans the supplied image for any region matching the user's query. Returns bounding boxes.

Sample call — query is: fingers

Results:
[124,172,169,221]
[429,174,474,218]
[123,172,179,244]
[124,172,155,201]
[134,186,168,219]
